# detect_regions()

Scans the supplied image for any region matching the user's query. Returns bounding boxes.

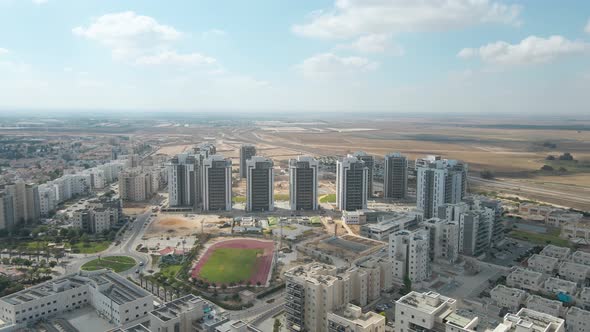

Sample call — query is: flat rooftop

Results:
[285,263,342,286]
[397,291,455,315]
[150,294,205,322]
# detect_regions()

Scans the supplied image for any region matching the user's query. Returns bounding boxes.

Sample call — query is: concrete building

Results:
[202,155,232,212]
[559,262,590,284]
[0,270,153,330]
[544,277,577,296]
[240,144,256,179]
[73,206,119,234]
[383,152,408,199]
[119,169,153,202]
[490,285,528,312]
[38,183,57,217]
[359,212,419,241]
[468,196,505,246]
[214,320,262,332]
[494,308,565,332]
[566,307,590,332]
[149,294,208,332]
[2,181,40,225]
[389,229,430,283]
[246,156,274,212]
[437,202,470,222]
[337,156,368,211]
[572,251,590,267]
[541,245,572,260]
[527,254,559,274]
[284,263,354,332]
[424,218,462,263]
[460,208,493,257]
[416,157,468,219]
[327,303,385,332]
[578,288,590,310]
[355,256,394,294]
[395,291,479,332]
[525,295,563,318]
[352,151,374,197]
[289,156,318,211]
[0,191,15,231]
[506,268,546,292]
[167,153,199,209]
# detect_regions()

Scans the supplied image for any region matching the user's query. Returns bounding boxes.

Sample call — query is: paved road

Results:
[66,210,152,276]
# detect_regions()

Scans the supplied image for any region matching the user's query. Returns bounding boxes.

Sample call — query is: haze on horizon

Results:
[1,0,590,114]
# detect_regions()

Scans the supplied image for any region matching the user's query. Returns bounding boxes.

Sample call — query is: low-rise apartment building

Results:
[562,222,590,245]
[327,303,385,332]
[577,288,590,310]
[572,251,590,267]
[395,291,479,332]
[559,262,590,284]
[506,268,546,292]
[565,306,590,332]
[490,285,529,312]
[527,254,559,274]
[541,244,572,260]
[494,308,565,332]
[149,294,209,332]
[544,277,577,296]
[359,212,418,241]
[525,295,563,318]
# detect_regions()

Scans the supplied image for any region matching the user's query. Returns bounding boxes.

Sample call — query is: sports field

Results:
[192,238,274,286]
[81,256,136,273]
[198,248,262,284]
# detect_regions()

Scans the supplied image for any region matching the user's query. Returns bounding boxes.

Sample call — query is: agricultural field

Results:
[81,256,136,272]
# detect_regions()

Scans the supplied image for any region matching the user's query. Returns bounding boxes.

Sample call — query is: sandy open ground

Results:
[145,214,232,237]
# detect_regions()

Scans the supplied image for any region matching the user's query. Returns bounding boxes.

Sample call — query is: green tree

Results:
[402,275,412,295]
[273,318,282,332]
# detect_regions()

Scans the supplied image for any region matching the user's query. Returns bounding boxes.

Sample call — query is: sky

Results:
[0,0,589,114]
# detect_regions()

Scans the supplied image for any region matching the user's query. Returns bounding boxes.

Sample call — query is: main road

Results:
[66,210,152,276]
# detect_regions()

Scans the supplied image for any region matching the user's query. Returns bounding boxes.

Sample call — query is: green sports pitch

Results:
[197,248,262,284]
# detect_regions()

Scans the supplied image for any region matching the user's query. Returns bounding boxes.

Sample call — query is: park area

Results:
[191,238,274,286]
[81,256,136,273]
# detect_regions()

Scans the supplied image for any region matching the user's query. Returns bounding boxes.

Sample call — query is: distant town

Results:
[0,115,588,332]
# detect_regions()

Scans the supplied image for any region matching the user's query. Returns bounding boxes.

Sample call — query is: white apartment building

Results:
[336,156,368,212]
[559,262,590,284]
[0,270,153,330]
[389,229,430,283]
[119,169,153,202]
[490,285,528,312]
[494,308,565,332]
[541,244,572,260]
[38,183,57,217]
[577,288,590,310]
[506,268,546,292]
[424,217,462,263]
[525,295,563,318]
[544,277,577,296]
[149,294,207,332]
[572,251,590,267]
[562,222,590,245]
[527,254,559,274]
[395,291,479,332]
[359,212,419,241]
[327,303,385,332]
[566,307,590,332]
[284,263,354,332]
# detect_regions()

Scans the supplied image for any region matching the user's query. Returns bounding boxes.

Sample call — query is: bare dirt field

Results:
[156,144,193,156]
[145,214,232,237]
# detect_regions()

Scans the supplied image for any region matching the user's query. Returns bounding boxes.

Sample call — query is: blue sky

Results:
[0,0,589,114]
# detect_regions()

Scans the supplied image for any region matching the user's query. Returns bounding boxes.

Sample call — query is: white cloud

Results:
[297,53,378,78]
[32,0,48,4]
[340,33,404,55]
[293,0,522,39]
[585,19,590,34]
[458,35,590,65]
[73,11,182,59]
[135,51,216,66]
[0,48,8,55]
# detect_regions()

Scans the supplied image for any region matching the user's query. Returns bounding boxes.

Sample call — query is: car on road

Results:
[139,262,144,266]
[135,269,140,273]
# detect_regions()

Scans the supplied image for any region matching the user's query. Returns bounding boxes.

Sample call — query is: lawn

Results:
[70,241,111,254]
[268,216,279,226]
[319,194,336,203]
[198,248,261,284]
[310,216,321,225]
[509,229,572,248]
[274,193,289,201]
[232,196,246,203]
[160,264,182,278]
[81,256,136,272]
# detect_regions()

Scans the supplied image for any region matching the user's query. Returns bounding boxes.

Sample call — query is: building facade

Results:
[336,157,368,211]
[289,156,318,211]
[202,155,232,211]
[246,156,274,212]
[383,152,408,199]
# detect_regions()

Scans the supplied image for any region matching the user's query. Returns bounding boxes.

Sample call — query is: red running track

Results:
[191,238,274,286]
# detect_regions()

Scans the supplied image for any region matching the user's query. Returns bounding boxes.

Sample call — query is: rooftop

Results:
[397,291,455,315]
[502,308,564,332]
[540,245,571,259]
[490,285,528,299]
[150,294,205,322]
[328,303,385,328]
[285,263,342,286]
